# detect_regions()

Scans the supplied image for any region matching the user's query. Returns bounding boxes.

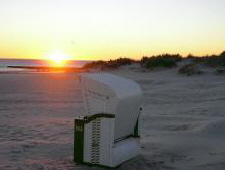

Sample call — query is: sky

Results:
[0,0,225,60]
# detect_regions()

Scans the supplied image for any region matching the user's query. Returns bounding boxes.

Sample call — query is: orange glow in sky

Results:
[0,0,225,60]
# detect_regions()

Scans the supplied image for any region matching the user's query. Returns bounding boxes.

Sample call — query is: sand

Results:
[1,64,225,170]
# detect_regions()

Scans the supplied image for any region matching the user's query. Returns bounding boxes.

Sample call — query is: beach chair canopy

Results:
[80,73,142,140]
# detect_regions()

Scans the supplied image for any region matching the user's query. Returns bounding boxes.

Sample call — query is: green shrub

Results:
[186,52,225,67]
[204,57,221,67]
[141,54,180,68]
[220,51,225,66]
[108,58,134,67]
[145,58,177,68]
[82,60,106,69]
[179,64,203,75]
[82,57,135,70]
[191,55,220,67]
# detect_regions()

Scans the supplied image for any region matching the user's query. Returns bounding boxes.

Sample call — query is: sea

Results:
[0,59,90,72]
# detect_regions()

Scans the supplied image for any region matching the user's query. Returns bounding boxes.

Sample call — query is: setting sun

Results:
[47,52,70,67]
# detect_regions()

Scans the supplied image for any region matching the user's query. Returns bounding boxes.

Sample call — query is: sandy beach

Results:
[1,64,225,170]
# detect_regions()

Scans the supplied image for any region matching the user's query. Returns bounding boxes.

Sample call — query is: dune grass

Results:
[82,51,225,70]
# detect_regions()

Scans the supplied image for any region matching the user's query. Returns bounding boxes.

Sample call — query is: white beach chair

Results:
[74,73,143,167]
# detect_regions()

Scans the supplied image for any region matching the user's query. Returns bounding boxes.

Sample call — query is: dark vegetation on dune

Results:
[140,54,182,68]
[82,51,225,72]
[178,64,203,76]
[186,51,225,67]
[82,58,136,70]
[179,51,225,75]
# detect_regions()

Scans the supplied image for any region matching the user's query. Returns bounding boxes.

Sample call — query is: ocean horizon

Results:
[0,59,91,72]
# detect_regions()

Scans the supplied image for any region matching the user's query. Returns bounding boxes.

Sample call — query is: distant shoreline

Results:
[7,66,85,72]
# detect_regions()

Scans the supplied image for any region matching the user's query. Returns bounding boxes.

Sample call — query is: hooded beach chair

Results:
[74,73,142,167]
